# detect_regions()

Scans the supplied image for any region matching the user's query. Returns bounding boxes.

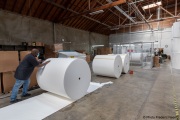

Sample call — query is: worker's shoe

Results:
[10,99,21,104]
[21,93,31,97]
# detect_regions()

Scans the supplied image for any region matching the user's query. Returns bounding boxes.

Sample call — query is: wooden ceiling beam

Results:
[56,0,79,23]
[66,1,87,26]
[33,0,42,17]
[60,0,126,22]
[43,2,55,20]
[12,0,18,11]
[19,0,26,13]
[27,0,35,16]
[44,0,114,28]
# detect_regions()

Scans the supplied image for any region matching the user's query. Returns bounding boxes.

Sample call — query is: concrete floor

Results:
[0,60,179,120]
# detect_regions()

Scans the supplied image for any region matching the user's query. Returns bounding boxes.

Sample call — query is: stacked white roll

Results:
[119,54,130,73]
[172,22,180,69]
[92,55,122,78]
[37,58,91,100]
[130,53,142,63]
[108,54,129,73]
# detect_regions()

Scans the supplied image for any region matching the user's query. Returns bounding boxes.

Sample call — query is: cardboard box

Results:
[28,42,32,46]
[0,76,2,93]
[86,55,91,63]
[35,42,44,46]
[2,72,15,93]
[45,44,63,52]
[20,51,31,61]
[44,52,58,59]
[54,44,63,52]
[97,47,112,55]
[45,44,62,59]
[0,51,19,72]
[29,68,38,88]
[154,56,160,67]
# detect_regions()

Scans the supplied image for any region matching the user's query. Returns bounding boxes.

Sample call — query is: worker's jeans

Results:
[10,79,30,101]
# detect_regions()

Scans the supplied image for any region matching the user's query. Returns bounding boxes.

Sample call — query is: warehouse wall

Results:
[109,28,172,55]
[0,10,54,45]
[55,24,108,53]
[0,10,108,53]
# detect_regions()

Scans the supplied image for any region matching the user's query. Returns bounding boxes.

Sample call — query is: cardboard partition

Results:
[0,51,19,72]
[20,51,31,61]
[29,68,38,88]
[2,72,15,93]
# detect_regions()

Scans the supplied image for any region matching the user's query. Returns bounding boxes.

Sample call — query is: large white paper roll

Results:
[130,53,142,63]
[37,58,91,100]
[172,38,180,53]
[172,53,180,69]
[92,55,122,78]
[119,54,130,73]
[108,54,129,73]
[172,22,180,38]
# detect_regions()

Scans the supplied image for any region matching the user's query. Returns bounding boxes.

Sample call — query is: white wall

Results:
[109,28,172,55]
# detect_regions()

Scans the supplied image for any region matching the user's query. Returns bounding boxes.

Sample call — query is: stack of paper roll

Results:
[119,54,130,73]
[130,53,142,63]
[172,22,180,70]
[108,54,130,73]
[37,58,91,100]
[92,55,122,78]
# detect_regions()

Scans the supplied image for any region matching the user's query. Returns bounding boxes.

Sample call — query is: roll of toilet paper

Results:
[37,58,91,100]
[119,54,130,73]
[92,55,122,78]
[130,53,142,63]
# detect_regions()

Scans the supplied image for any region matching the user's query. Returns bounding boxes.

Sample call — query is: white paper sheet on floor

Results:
[0,58,113,120]
[0,81,112,120]
[92,55,122,78]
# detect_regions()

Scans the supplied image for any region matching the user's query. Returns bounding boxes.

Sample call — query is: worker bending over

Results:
[10,49,50,103]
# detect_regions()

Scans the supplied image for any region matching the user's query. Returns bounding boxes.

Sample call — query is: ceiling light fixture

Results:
[89,10,104,15]
[142,1,162,10]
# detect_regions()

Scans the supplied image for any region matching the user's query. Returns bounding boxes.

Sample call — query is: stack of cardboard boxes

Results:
[97,47,112,55]
[0,51,40,93]
[75,50,91,63]
[154,56,160,67]
[44,44,63,59]
[0,51,19,93]
[86,55,91,63]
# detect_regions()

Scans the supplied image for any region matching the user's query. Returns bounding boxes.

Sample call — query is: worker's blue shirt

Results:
[14,54,39,80]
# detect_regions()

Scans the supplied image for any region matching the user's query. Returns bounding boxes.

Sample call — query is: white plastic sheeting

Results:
[37,58,91,100]
[58,52,86,60]
[92,55,122,78]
